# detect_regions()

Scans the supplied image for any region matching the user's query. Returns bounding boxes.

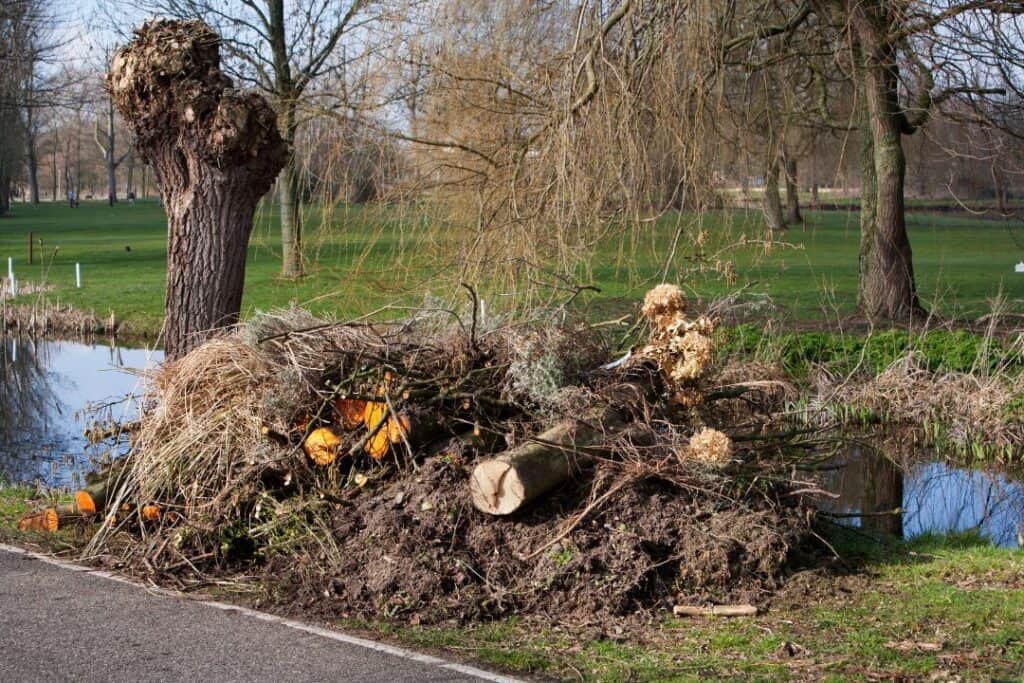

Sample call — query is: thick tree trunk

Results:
[763,155,786,231]
[107,161,117,206]
[823,0,928,322]
[109,20,286,359]
[161,166,258,354]
[784,155,801,224]
[854,39,923,321]
[278,117,303,278]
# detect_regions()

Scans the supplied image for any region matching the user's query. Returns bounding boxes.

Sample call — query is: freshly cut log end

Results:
[75,490,97,516]
[18,508,59,533]
[469,460,527,516]
[387,415,411,444]
[469,404,629,516]
[141,504,161,521]
[365,427,390,460]
[303,427,341,466]
[363,401,386,430]
[335,398,367,431]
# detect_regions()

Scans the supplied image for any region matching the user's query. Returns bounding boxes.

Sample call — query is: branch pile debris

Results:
[23,287,823,624]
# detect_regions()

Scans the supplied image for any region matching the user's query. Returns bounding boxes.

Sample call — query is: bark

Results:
[279,140,304,277]
[108,20,286,359]
[470,403,629,515]
[784,155,801,224]
[850,7,924,321]
[95,99,122,205]
[49,132,57,202]
[809,0,925,321]
[125,150,135,197]
[763,155,787,231]
[277,102,303,278]
[24,115,39,204]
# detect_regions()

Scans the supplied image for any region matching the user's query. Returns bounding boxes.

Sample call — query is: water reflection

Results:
[822,446,1024,547]
[0,337,161,489]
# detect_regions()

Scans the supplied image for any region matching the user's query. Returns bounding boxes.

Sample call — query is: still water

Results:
[820,447,1023,547]
[0,337,1020,546]
[0,337,161,489]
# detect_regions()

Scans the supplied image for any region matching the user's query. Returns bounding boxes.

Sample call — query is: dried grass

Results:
[809,349,1024,456]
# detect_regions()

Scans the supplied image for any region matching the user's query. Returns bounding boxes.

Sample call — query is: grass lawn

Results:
[1,199,1022,334]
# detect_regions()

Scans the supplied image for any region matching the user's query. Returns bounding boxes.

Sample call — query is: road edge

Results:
[0,543,523,683]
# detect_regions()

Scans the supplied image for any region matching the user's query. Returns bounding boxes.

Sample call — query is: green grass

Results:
[1,199,1023,335]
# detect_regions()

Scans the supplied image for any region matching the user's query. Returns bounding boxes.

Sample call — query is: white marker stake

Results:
[10,275,15,298]
[76,263,81,288]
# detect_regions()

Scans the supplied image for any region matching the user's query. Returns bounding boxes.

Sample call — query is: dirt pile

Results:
[275,456,810,625]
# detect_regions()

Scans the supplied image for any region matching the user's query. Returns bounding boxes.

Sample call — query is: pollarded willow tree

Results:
[116,0,381,279]
[108,19,286,359]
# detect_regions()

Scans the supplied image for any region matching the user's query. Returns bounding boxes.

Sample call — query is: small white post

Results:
[10,275,16,298]
[76,262,81,288]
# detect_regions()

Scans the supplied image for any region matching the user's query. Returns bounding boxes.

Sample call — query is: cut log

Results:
[303,427,341,466]
[335,398,367,430]
[17,486,102,532]
[18,508,58,532]
[470,405,628,515]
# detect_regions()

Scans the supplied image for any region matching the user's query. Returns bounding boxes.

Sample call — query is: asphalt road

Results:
[0,545,519,683]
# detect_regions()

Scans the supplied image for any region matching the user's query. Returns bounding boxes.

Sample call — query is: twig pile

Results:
[82,288,822,623]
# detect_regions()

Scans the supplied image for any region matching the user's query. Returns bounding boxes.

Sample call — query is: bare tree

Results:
[808,1,1023,319]
[109,20,286,358]
[94,87,130,205]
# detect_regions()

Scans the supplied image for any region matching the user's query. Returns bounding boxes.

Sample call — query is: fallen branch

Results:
[672,604,758,618]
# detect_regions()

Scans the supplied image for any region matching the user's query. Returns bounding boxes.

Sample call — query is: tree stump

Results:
[107,19,286,359]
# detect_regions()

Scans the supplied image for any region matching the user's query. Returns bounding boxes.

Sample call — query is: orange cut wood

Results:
[335,398,367,431]
[363,401,387,429]
[18,508,58,533]
[141,504,161,521]
[365,427,391,460]
[387,415,411,444]
[303,427,342,466]
[75,490,97,516]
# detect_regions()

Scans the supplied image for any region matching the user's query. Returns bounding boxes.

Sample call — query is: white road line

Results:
[0,543,523,683]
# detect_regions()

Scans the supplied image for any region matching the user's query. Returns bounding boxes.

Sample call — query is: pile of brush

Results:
[22,286,824,621]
